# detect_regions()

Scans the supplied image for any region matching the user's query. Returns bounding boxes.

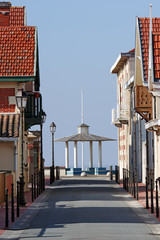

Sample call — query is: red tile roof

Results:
[139,18,160,81]
[0,26,36,76]
[0,114,20,137]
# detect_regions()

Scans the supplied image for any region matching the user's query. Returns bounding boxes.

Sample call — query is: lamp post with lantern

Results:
[40,111,46,192]
[16,89,27,206]
[50,122,56,183]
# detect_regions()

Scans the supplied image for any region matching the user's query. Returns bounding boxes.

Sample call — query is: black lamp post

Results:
[50,122,56,183]
[40,111,46,192]
[16,89,27,206]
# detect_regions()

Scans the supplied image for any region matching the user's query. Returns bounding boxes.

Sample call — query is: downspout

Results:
[138,115,142,181]
[14,140,18,181]
[130,86,134,173]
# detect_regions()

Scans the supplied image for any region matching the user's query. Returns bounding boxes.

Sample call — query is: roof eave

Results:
[0,76,35,82]
[110,52,134,74]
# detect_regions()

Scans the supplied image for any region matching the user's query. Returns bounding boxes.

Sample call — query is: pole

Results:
[151,178,154,213]
[19,109,26,206]
[40,123,43,193]
[146,176,149,209]
[17,181,20,217]
[156,179,159,218]
[52,132,55,182]
[11,183,14,222]
[5,189,8,228]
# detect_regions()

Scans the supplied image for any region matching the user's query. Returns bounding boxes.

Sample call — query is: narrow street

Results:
[1,177,160,240]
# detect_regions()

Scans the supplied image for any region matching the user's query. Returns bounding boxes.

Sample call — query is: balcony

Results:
[25,92,42,130]
[135,85,152,121]
[112,105,128,127]
[145,119,160,132]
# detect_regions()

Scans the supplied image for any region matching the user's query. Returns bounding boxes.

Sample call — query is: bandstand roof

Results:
[56,122,116,142]
[55,133,116,142]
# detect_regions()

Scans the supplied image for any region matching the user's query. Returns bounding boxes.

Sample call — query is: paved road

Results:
[1,177,160,240]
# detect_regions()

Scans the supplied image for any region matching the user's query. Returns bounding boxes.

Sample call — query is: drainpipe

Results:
[14,141,18,180]
[146,129,149,181]
[138,115,142,182]
[130,86,134,174]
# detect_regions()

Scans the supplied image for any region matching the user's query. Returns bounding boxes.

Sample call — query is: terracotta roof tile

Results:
[139,18,160,81]
[0,26,36,76]
[0,114,20,137]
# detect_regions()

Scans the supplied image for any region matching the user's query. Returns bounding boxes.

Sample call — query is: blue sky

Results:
[11,0,160,169]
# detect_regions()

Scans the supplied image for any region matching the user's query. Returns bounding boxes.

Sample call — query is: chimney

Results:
[0,2,11,9]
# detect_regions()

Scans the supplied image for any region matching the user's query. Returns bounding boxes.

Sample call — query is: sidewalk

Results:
[0,178,50,235]
[120,181,160,222]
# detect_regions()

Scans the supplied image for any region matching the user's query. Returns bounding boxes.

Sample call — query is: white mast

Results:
[81,90,84,170]
[148,4,153,91]
[81,89,84,123]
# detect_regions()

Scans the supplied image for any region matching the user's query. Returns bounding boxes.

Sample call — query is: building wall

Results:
[0,82,20,114]
[0,141,15,170]
[117,57,134,179]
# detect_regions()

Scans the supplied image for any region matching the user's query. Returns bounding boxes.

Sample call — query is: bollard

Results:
[34,173,36,199]
[39,172,41,195]
[115,166,117,183]
[151,179,154,213]
[37,173,39,197]
[11,183,14,222]
[118,167,120,184]
[136,173,139,200]
[156,179,159,218]
[110,166,113,181]
[133,172,136,198]
[43,169,45,191]
[124,169,126,190]
[131,172,133,196]
[31,175,34,202]
[56,166,59,180]
[50,167,52,184]
[5,189,9,228]
[126,169,127,191]
[128,171,131,193]
[17,181,20,217]
[146,176,149,209]
[123,168,124,188]
[127,170,129,192]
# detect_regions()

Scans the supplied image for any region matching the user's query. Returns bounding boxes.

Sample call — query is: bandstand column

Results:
[99,141,102,168]
[65,141,69,168]
[89,141,93,168]
[74,141,78,168]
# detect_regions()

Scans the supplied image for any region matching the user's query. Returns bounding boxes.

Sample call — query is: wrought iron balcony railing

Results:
[25,92,42,130]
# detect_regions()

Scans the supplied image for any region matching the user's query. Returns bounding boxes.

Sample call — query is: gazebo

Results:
[56,122,116,175]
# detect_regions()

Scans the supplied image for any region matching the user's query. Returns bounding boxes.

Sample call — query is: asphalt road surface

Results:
[1,176,160,240]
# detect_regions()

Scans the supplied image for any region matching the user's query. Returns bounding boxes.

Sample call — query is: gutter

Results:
[0,138,18,142]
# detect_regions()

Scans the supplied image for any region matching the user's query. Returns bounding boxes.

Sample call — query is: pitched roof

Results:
[138,18,160,81]
[0,114,20,137]
[110,49,135,74]
[0,26,36,76]
[56,133,116,142]
[0,4,39,85]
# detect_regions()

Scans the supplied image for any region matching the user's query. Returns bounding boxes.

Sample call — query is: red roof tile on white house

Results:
[139,17,160,81]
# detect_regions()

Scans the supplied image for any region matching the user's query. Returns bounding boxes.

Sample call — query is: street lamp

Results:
[16,89,27,206]
[50,122,56,183]
[40,111,46,192]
